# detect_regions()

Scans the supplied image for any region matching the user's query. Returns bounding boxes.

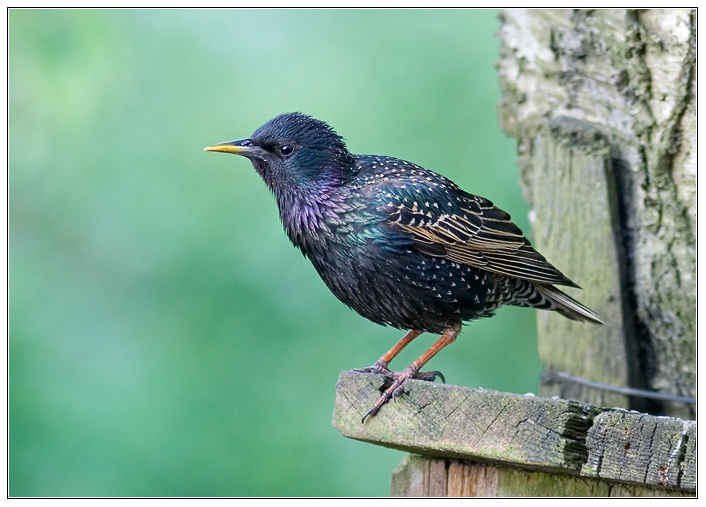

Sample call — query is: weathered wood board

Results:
[333,371,695,495]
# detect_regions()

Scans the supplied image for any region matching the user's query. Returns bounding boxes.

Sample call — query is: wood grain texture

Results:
[582,410,696,490]
[391,455,694,497]
[333,370,695,493]
[333,371,600,472]
[530,119,631,408]
[497,8,695,418]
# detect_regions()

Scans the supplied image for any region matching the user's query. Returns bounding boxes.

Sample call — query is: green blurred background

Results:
[9,9,542,497]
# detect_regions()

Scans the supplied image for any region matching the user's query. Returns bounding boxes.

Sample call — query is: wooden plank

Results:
[391,455,695,497]
[333,370,600,473]
[529,119,634,410]
[389,455,448,497]
[333,370,696,492]
[447,460,499,497]
[582,410,696,490]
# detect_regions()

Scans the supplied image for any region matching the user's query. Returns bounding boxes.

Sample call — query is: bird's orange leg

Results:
[354,329,423,375]
[362,324,461,422]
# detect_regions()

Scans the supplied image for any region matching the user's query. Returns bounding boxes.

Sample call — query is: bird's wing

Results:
[383,189,579,288]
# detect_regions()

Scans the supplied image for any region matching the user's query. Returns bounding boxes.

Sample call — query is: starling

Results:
[205,112,603,421]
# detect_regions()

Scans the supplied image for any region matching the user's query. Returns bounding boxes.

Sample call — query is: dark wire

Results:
[545,371,696,405]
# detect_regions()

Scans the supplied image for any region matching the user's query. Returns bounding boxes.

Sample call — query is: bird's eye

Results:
[279,144,294,157]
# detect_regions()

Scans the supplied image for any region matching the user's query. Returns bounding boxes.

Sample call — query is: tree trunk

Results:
[497,9,695,419]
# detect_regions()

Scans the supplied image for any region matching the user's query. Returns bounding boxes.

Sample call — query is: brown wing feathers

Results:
[391,194,579,288]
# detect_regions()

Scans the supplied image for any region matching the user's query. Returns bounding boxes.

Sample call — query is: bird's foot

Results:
[361,365,415,422]
[360,366,445,423]
[354,361,444,383]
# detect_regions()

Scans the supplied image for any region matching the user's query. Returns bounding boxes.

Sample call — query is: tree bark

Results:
[497,9,695,418]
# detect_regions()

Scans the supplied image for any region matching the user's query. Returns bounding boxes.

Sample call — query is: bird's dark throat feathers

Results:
[263,163,351,256]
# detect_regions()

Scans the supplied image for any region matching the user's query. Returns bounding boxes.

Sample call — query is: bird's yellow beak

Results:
[204,141,247,154]
[204,139,268,160]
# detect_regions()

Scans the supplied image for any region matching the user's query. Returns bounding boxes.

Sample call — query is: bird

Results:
[205,112,603,421]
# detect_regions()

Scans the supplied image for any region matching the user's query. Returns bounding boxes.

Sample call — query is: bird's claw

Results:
[413,370,445,383]
[361,376,407,423]
[353,361,393,377]
[360,366,445,422]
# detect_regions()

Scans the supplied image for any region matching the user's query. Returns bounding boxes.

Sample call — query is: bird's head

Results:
[205,113,356,198]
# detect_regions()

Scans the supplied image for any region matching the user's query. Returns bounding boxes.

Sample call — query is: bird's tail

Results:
[534,283,604,325]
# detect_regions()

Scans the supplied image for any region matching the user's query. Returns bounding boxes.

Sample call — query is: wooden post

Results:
[497,8,696,419]
[333,371,695,497]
